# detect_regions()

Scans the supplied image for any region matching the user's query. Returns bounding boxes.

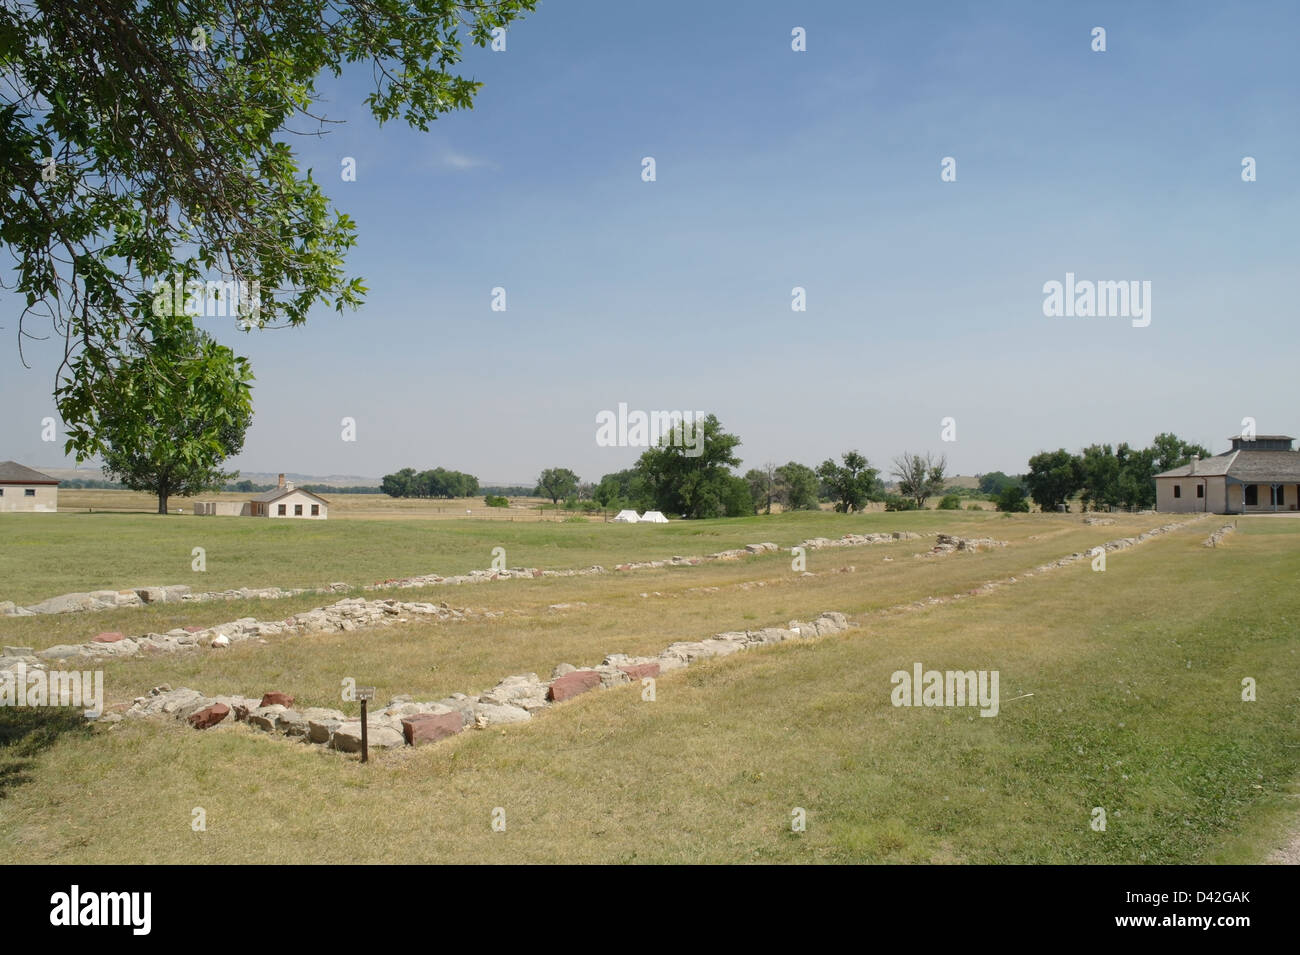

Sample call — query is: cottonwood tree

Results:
[0,0,537,458]
[380,468,419,499]
[1078,444,1121,512]
[417,467,478,498]
[744,462,779,514]
[816,451,881,513]
[744,468,767,514]
[995,485,1030,512]
[1114,444,1157,510]
[379,467,478,498]
[775,461,821,510]
[754,460,821,511]
[637,415,749,519]
[536,468,579,505]
[1058,434,1209,512]
[977,471,1020,496]
[98,321,253,514]
[1024,449,1083,513]
[892,451,947,509]
[1149,432,1211,473]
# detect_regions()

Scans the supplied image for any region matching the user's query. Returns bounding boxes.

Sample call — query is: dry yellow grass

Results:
[57,489,567,521]
[1,515,1293,864]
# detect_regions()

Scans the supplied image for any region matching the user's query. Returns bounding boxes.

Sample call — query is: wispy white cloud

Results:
[438,150,497,171]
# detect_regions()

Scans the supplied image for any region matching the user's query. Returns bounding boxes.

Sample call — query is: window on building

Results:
[311,504,319,516]
[1196,484,1204,498]
[1272,485,1285,506]
[294,504,303,516]
[0,488,5,496]
[1173,485,1181,498]
[1244,485,1258,506]
[24,488,35,497]
[278,504,287,515]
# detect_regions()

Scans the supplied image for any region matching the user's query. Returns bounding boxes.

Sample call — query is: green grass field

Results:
[2,507,997,606]
[1,506,1296,864]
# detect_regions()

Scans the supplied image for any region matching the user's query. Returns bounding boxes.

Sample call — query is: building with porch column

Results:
[1155,434,1300,514]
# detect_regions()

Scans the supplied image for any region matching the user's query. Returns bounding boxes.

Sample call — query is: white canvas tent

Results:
[639,510,669,523]
[612,509,640,523]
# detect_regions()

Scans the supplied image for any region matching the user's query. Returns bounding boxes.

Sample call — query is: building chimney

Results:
[1189,454,1198,475]
[277,473,285,488]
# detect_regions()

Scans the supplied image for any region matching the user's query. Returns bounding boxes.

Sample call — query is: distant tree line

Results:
[224,480,379,494]
[1023,432,1208,512]
[379,467,479,499]
[482,485,535,497]
[57,477,124,489]
[378,426,1210,519]
[582,421,960,520]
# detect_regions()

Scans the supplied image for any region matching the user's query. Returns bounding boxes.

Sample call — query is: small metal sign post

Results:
[357,686,376,762]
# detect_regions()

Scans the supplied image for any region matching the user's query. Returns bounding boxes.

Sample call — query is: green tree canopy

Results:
[1149,432,1212,473]
[380,467,419,499]
[96,319,253,514]
[1022,433,1210,513]
[892,451,947,509]
[536,468,580,505]
[977,471,1021,496]
[1,0,536,456]
[1078,443,1121,512]
[593,469,651,511]
[775,461,821,510]
[995,485,1031,512]
[1024,448,1084,512]
[1115,443,1157,510]
[816,451,882,513]
[637,414,747,519]
[744,467,772,514]
[380,466,477,499]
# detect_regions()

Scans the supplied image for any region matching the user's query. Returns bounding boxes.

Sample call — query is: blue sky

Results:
[3,1,1298,483]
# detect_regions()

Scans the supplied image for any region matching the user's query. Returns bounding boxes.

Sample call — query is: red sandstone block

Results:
[617,663,659,681]
[188,703,230,729]
[401,712,464,745]
[547,670,602,702]
[260,691,294,707]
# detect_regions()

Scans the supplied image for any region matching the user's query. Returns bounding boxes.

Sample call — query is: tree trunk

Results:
[158,478,170,514]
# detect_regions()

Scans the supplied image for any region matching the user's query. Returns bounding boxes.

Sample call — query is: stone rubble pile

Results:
[0,597,489,673]
[0,582,357,618]
[364,565,605,591]
[1082,516,1117,526]
[115,611,858,754]
[1203,523,1237,547]
[61,515,1211,757]
[923,534,1009,556]
[0,530,930,673]
[696,541,782,562]
[3,532,928,618]
[941,516,1205,603]
[0,584,197,617]
[796,531,921,550]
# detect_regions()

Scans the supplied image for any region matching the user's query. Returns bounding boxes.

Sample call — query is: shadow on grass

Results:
[0,707,90,798]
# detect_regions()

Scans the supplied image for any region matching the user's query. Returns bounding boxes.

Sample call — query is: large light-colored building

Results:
[194,474,329,519]
[0,461,59,513]
[1155,434,1300,514]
